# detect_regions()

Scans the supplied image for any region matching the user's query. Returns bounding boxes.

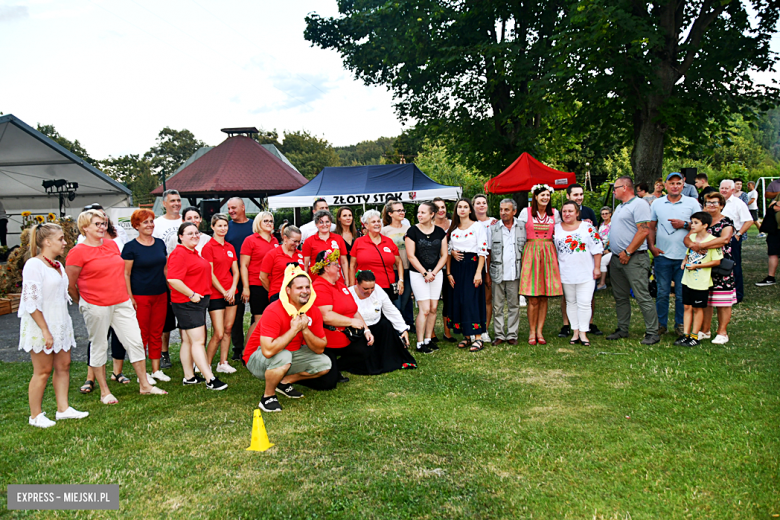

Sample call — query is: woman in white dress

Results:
[20,223,88,428]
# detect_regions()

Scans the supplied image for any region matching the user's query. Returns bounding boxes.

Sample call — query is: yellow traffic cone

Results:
[246,409,275,452]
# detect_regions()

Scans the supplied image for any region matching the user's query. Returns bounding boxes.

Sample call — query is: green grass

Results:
[1,232,779,519]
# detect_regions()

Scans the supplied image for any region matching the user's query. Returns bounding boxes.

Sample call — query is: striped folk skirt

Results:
[519,239,563,297]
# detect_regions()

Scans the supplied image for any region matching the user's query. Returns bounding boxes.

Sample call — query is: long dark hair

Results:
[447,198,477,238]
[531,187,554,218]
[334,207,358,237]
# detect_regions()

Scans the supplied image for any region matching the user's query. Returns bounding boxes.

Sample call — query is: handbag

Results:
[712,258,735,277]
[371,241,398,296]
[324,324,365,341]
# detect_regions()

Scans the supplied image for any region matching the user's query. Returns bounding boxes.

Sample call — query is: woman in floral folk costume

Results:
[518,184,563,345]
[446,198,489,352]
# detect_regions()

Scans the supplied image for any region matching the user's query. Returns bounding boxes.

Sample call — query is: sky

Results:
[0,0,406,159]
[1,0,778,162]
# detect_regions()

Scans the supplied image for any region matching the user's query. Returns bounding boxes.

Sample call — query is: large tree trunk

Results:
[630,96,669,185]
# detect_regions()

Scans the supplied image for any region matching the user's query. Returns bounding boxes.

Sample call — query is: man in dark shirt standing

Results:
[226,197,255,362]
[695,173,716,206]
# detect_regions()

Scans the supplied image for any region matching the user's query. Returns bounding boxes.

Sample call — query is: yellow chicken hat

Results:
[279,263,316,316]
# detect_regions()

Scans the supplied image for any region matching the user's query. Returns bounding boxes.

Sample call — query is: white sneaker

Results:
[216,362,237,374]
[55,407,89,420]
[698,331,711,340]
[138,373,157,385]
[29,412,56,428]
[712,334,729,345]
[481,332,492,343]
[151,370,171,382]
[519,296,527,307]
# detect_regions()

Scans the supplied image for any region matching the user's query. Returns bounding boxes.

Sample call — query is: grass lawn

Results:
[1,231,779,519]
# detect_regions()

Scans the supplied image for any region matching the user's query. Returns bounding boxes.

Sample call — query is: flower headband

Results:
[311,249,341,274]
[531,183,554,194]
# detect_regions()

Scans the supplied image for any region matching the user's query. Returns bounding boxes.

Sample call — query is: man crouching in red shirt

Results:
[243,265,330,412]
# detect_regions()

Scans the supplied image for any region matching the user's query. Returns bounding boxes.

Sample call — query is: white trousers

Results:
[562,282,593,332]
[80,299,145,367]
[409,271,444,301]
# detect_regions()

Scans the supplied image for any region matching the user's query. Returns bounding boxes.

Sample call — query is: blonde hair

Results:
[28,223,63,259]
[77,209,106,235]
[252,211,274,234]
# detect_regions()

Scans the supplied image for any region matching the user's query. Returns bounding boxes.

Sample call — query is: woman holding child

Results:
[684,193,734,345]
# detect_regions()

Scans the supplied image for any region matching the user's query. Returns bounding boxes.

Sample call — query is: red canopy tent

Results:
[484,153,576,193]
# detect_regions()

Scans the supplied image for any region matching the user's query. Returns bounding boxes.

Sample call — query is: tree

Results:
[36,124,95,164]
[100,155,158,205]
[143,127,206,182]
[555,0,780,184]
[335,136,396,165]
[305,0,572,174]
[276,130,341,179]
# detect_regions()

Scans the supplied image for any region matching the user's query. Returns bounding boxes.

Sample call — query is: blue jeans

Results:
[654,255,684,329]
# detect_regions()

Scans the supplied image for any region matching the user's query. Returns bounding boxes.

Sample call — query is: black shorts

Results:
[248,285,270,315]
[172,297,210,330]
[682,285,709,308]
[163,297,177,333]
[269,292,279,303]
[767,233,780,257]
[208,296,237,312]
[750,209,758,222]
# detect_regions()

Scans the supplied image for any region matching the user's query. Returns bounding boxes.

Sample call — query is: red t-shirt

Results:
[260,246,305,296]
[302,233,347,276]
[201,239,237,299]
[351,235,400,288]
[240,233,279,286]
[312,276,358,349]
[243,300,326,364]
[66,241,129,306]
[167,245,212,303]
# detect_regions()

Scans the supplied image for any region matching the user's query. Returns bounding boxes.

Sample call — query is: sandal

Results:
[537,336,547,345]
[528,336,537,346]
[79,380,95,394]
[570,337,581,345]
[457,340,470,349]
[111,372,130,384]
[580,339,590,347]
[100,393,118,405]
[469,340,485,352]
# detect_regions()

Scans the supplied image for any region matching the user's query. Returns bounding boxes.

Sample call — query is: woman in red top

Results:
[349,210,403,299]
[306,250,370,389]
[240,212,278,338]
[302,210,349,281]
[167,223,227,391]
[260,225,304,301]
[201,214,239,374]
[66,210,165,404]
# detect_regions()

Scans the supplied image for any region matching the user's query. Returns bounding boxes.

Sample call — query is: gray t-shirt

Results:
[609,196,651,254]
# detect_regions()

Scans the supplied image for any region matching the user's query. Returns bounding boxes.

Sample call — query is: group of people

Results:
[18,172,772,423]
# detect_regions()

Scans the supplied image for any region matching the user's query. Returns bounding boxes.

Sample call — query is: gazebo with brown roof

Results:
[150,127,307,208]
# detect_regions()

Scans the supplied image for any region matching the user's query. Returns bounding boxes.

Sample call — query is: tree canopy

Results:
[306,0,780,184]
[254,129,341,179]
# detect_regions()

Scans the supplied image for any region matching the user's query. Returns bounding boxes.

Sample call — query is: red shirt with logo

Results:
[243,300,325,364]
[312,276,358,349]
[302,233,347,277]
[167,245,212,303]
[240,233,279,286]
[200,239,237,299]
[260,246,305,296]
[351,235,400,288]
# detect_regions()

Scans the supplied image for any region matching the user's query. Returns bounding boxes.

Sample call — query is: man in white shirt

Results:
[487,199,526,345]
[720,179,753,303]
[299,199,336,242]
[152,189,182,369]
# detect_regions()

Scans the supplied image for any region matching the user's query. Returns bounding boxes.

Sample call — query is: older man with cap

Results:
[606,176,660,344]
[648,172,702,336]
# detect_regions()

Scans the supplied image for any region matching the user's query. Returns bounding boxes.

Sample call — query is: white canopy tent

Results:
[0,114,132,247]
